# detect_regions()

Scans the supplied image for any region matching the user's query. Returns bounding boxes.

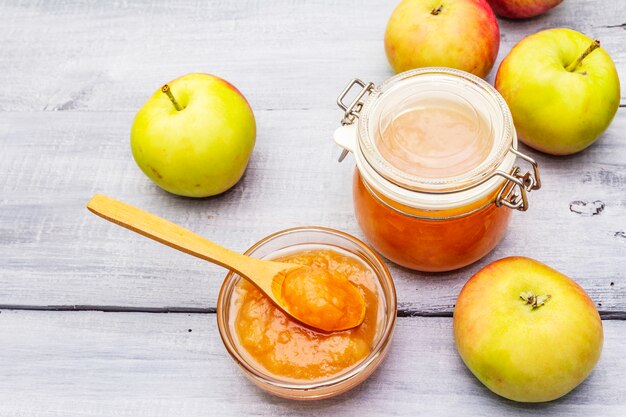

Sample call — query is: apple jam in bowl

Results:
[334,68,542,272]
[216,226,396,400]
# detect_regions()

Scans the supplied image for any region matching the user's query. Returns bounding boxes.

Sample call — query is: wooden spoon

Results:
[86,194,365,332]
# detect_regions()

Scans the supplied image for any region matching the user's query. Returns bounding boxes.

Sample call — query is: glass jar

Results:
[334,68,541,272]
[216,226,397,400]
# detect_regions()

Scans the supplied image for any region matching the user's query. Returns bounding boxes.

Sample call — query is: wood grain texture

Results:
[0,0,624,115]
[0,310,624,417]
[1,1,624,314]
[1,109,625,313]
[1,1,625,415]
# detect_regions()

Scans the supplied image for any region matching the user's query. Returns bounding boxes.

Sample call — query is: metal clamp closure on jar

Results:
[334,70,541,212]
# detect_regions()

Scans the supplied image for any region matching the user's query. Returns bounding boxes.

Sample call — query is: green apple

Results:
[495,28,620,155]
[131,73,256,197]
[454,257,603,402]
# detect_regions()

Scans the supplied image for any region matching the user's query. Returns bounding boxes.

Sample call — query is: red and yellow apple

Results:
[487,0,563,19]
[385,0,500,78]
[454,257,603,402]
[131,73,256,197]
[495,29,620,155]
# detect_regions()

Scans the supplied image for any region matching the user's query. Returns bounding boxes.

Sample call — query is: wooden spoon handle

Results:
[86,194,262,278]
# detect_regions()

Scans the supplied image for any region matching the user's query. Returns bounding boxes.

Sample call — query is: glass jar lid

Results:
[335,68,541,211]
[361,68,513,193]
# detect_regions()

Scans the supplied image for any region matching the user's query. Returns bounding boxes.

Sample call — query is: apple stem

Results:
[520,291,552,309]
[161,84,183,111]
[566,40,601,72]
[431,4,443,15]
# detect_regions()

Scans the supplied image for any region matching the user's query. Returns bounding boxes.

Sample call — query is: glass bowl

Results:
[216,226,397,400]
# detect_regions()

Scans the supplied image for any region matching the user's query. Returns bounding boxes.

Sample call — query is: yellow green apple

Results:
[131,73,256,197]
[454,257,603,402]
[487,0,562,19]
[385,0,500,78]
[495,29,620,155]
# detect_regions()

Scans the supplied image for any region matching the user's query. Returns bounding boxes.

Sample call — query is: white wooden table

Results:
[1,1,625,415]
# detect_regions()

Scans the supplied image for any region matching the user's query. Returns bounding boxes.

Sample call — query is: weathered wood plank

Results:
[0,0,624,115]
[1,109,625,313]
[0,1,624,415]
[0,310,623,416]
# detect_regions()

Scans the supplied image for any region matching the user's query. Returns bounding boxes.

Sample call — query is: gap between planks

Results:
[0,305,624,320]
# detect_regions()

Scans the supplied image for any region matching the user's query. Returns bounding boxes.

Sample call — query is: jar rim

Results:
[216,226,397,399]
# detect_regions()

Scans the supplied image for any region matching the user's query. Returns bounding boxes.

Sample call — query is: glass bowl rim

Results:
[216,225,397,392]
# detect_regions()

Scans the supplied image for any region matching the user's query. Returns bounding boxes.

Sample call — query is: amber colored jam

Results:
[281,266,365,332]
[353,170,511,272]
[232,248,380,381]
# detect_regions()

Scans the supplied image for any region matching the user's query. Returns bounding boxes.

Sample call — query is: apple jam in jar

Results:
[334,68,541,272]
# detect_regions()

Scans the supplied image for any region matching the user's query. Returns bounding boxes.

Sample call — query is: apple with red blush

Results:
[487,0,563,19]
[385,0,500,79]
